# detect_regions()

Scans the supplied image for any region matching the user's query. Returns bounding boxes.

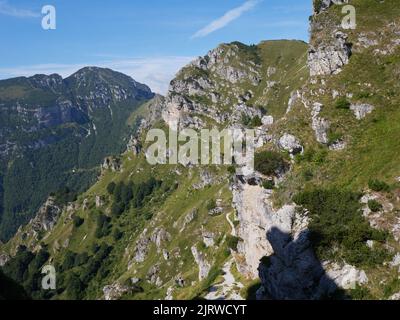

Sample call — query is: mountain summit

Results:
[0,67,154,240]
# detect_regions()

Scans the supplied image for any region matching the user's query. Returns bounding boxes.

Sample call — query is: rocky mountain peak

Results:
[65,67,153,102]
[28,74,64,92]
[313,0,349,14]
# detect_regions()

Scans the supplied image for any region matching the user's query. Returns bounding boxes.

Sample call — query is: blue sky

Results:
[0,0,312,93]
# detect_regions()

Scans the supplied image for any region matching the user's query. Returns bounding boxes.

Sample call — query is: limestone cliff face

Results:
[232,179,298,278]
[162,43,262,131]
[308,31,352,76]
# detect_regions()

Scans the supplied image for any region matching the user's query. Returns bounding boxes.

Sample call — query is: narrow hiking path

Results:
[205,212,244,300]
[205,258,244,300]
[226,211,236,236]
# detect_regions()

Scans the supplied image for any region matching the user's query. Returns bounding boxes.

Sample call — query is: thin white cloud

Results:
[0,56,195,94]
[0,0,39,18]
[191,0,261,39]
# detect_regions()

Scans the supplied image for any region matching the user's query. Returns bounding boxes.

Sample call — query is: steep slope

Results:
[256,0,400,299]
[0,39,309,300]
[0,67,154,240]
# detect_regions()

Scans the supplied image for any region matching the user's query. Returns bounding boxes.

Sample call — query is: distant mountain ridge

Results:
[0,67,154,240]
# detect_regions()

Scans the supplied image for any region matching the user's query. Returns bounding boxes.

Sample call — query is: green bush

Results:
[348,285,374,300]
[254,151,286,176]
[249,116,262,127]
[262,180,275,190]
[327,130,343,145]
[293,188,389,267]
[241,114,262,128]
[62,251,77,271]
[73,215,84,228]
[226,235,240,251]
[143,211,153,221]
[95,214,111,238]
[368,199,383,212]
[65,273,83,300]
[74,252,88,267]
[113,229,123,240]
[206,199,216,211]
[368,179,390,192]
[313,0,323,12]
[107,182,116,194]
[91,243,100,254]
[227,165,236,175]
[111,202,124,217]
[383,277,400,298]
[355,92,371,99]
[335,97,351,109]
[52,187,78,206]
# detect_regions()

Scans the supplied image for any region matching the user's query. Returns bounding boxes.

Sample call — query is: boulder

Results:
[0,253,10,267]
[350,103,374,120]
[261,115,274,126]
[322,262,369,290]
[202,231,215,248]
[390,292,400,300]
[278,134,303,156]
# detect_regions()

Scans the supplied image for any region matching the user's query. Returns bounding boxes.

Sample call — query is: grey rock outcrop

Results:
[192,170,215,190]
[147,264,162,286]
[231,178,299,278]
[179,209,198,231]
[350,103,375,120]
[308,32,352,76]
[101,156,121,172]
[162,43,262,130]
[95,195,104,208]
[126,136,141,155]
[322,262,368,291]
[202,230,215,248]
[311,103,330,144]
[31,197,61,233]
[131,230,150,264]
[261,115,274,126]
[191,246,211,281]
[103,278,142,301]
[278,134,303,156]
[151,227,171,249]
[390,292,400,300]
[390,253,400,272]
[103,282,133,300]
[314,0,349,14]
[0,253,10,267]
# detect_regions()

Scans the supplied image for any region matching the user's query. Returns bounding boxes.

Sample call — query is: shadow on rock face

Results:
[256,227,346,300]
